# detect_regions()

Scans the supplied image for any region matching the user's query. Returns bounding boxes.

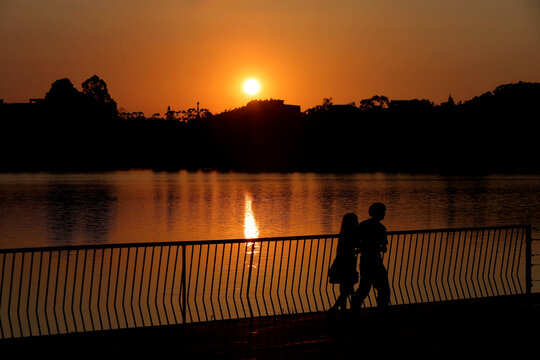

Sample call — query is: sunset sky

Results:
[1,0,539,115]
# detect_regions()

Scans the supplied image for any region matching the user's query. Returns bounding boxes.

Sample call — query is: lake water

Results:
[1,171,539,337]
[1,171,539,248]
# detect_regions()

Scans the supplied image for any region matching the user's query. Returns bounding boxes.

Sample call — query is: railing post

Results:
[526,225,532,296]
[182,244,187,324]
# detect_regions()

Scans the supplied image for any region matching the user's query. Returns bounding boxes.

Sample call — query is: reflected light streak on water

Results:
[244,193,260,266]
[244,193,259,240]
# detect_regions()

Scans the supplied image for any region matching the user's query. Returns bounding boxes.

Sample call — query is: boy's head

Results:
[368,202,386,221]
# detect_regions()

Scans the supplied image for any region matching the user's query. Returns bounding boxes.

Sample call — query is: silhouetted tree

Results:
[45,78,83,103]
[2,78,539,173]
[359,95,389,111]
[81,75,118,117]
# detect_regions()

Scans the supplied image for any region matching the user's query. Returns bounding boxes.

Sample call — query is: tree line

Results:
[1,76,538,174]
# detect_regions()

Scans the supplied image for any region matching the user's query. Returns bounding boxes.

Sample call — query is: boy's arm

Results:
[380,228,388,253]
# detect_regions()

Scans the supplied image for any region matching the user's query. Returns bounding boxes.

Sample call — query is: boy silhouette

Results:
[351,202,390,309]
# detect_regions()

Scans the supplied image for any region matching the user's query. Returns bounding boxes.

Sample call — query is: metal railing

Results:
[0,225,532,339]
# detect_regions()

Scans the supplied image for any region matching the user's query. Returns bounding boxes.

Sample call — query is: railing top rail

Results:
[0,224,531,254]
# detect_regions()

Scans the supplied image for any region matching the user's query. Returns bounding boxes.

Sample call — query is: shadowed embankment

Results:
[2,293,538,358]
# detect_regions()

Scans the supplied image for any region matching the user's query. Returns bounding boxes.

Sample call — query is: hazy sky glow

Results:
[1,0,539,115]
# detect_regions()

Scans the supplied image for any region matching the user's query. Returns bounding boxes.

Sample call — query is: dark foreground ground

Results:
[3,294,539,359]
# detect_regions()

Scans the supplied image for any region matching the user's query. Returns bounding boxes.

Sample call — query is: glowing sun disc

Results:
[243,79,260,95]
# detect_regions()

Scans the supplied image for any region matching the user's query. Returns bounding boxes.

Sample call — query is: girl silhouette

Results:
[329,213,360,311]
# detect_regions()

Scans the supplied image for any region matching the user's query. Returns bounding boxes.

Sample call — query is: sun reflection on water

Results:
[244,193,259,239]
[244,193,260,266]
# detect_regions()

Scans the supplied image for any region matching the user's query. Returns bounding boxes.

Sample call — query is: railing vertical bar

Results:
[317,238,327,310]
[254,241,264,317]
[492,229,502,295]
[513,228,524,294]
[16,252,26,337]
[78,249,88,332]
[304,238,314,312]
[525,225,532,295]
[504,229,514,294]
[388,234,401,307]
[121,247,131,328]
[403,233,413,304]
[478,230,490,297]
[312,238,321,311]
[485,229,496,296]
[400,233,409,304]
[61,251,70,334]
[154,246,164,325]
[409,233,418,303]
[381,233,392,307]
[463,231,474,298]
[192,244,202,322]
[129,247,140,327]
[216,243,225,320]
[492,229,502,296]
[137,247,148,327]
[434,232,445,301]
[105,248,115,329]
[388,233,399,305]
[200,244,210,321]
[0,253,6,338]
[282,240,292,314]
[447,231,457,300]
[246,241,255,318]
[270,240,277,315]
[170,246,179,324]
[6,253,17,338]
[162,246,172,324]
[427,232,437,302]
[224,243,232,320]
[25,252,35,336]
[276,240,285,314]
[96,249,104,331]
[289,239,300,314]
[182,245,186,324]
[234,241,244,318]
[261,241,271,316]
[146,246,156,326]
[209,243,218,321]
[471,230,481,298]
[503,228,514,295]
[394,234,407,304]
[475,230,486,298]
[52,251,62,333]
[269,241,279,315]
[113,248,123,328]
[508,228,520,294]
[87,249,96,332]
[416,232,426,303]
[229,243,238,318]
[70,250,80,333]
[50,251,62,335]
[296,239,306,313]
[440,232,450,301]
[499,229,509,295]
[323,237,334,310]
[455,231,465,299]
[443,232,453,300]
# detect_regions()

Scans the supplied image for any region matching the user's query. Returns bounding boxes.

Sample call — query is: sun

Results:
[243,79,260,95]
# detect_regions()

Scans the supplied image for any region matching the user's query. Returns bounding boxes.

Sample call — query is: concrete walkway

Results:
[3,294,539,358]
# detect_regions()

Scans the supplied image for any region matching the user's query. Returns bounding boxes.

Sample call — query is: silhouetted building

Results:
[0,98,46,120]
[243,99,301,113]
[389,99,433,112]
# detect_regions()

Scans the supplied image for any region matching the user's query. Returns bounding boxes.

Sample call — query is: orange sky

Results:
[1,0,539,115]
